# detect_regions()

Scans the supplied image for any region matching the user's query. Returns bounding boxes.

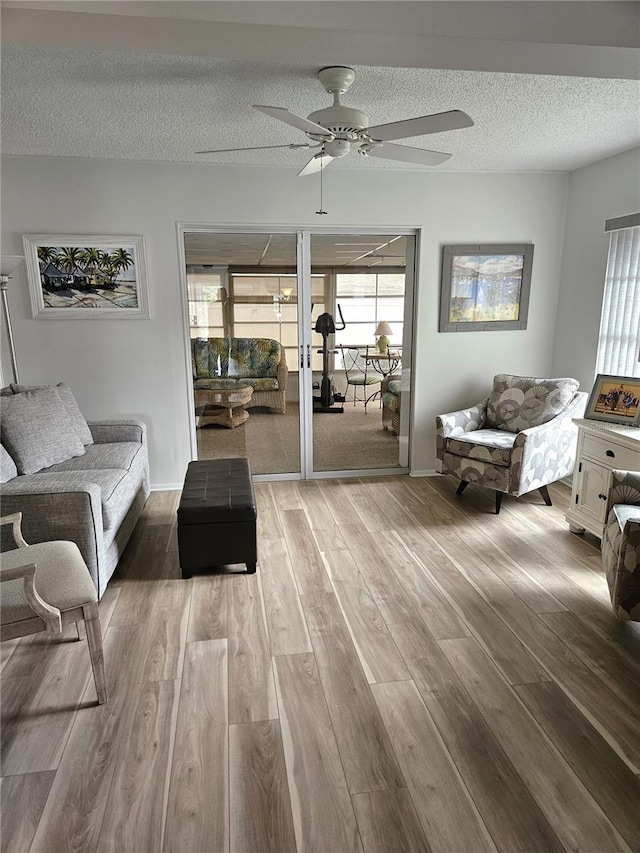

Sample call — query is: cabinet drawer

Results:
[582,433,640,470]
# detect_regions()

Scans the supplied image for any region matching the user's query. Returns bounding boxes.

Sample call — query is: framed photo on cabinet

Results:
[585,373,640,427]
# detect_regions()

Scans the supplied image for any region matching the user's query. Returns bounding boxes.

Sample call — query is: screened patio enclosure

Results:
[180,229,416,479]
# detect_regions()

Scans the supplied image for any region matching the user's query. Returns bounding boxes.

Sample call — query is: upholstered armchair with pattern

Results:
[602,470,640,621]
[436,374,587,514]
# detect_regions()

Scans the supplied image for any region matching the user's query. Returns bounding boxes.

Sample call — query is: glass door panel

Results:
[183,231,301,476]
[309,233,413,474]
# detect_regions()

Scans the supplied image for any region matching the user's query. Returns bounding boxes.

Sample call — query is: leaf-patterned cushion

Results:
[485,374,579,433]
[191,338,282,380]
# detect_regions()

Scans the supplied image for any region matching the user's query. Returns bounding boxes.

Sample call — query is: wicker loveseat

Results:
[191,337,288,413]
[382,373,401,434]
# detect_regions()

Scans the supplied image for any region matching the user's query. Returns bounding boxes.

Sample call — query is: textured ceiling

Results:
[1,2,639,173]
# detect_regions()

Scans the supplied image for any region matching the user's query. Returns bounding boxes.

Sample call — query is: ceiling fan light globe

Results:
[324,139,351,159]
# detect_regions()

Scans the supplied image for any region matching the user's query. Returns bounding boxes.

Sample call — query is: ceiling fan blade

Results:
[365,143,451,167]
[196,143,311,154]
[365,110,474,142]
[297,152,333,177]
[254,105,333,137]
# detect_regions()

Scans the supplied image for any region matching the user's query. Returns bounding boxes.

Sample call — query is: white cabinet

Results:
[566,419,640,538]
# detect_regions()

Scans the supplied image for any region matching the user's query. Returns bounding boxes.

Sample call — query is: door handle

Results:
[299,345,304,369]
[598,493,607,500]
[306,344,311,368]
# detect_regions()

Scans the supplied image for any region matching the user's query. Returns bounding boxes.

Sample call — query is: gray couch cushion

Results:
[1,387,85,475]
[1,444,18,483]
[43,442,142,473]
[485,374,580,433]
[13,468,137,532]
[11,382,93,446]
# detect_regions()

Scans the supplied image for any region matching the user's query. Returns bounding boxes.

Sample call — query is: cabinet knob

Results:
[605,449,615,457]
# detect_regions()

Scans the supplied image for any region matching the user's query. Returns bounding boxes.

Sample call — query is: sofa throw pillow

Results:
[0,444,18,483]
[11,382,93,446]
[485,374,580,433]
[1,387,86,475]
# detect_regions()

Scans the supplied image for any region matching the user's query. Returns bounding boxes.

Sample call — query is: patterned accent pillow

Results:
[248,339,281,378]
[485,374,579,433]
[1,387,85,475]
[192,338,213,379]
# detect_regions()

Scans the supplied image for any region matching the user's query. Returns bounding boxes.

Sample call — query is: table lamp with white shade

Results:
[375,320,393,354]
[0,255,25,384]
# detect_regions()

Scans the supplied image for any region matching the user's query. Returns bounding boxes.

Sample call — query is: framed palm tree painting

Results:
[23,235,150,318]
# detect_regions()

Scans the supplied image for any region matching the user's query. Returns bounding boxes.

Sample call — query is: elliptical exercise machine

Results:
[313,305,346,413]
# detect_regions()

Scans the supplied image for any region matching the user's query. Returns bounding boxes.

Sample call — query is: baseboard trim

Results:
[152,471,443,488]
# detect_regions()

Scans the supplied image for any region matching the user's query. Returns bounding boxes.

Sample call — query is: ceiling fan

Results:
[197,66,473,175]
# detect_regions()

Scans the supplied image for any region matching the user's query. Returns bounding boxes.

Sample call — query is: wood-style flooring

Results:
[2,476,640,853]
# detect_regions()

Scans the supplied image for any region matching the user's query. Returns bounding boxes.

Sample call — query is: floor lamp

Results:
[0,255,24,384]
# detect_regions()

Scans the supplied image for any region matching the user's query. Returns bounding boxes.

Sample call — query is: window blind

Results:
[596,222,640,377]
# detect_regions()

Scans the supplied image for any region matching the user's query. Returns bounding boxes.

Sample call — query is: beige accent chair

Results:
[0,513,107,704]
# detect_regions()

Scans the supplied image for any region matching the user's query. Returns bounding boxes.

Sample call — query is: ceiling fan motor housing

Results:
[308,66,369,139]
[307,104,370,138]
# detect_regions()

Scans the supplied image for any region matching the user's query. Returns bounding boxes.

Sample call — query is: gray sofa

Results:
[0,384,149,597]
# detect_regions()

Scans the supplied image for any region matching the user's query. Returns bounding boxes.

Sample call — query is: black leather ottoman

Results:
[177,458,257,577]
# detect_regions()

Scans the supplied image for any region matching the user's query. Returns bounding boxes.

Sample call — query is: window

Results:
[231,272,326,372]
[596,216,640,377]
[334,271,405,350]
[187,266,227,339]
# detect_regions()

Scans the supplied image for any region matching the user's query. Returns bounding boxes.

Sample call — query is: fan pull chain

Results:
[316,163,328,215]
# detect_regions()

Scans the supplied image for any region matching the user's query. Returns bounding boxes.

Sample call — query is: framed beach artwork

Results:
[439,243,534,332]
[585,374,640,427]
[23,235,150,319]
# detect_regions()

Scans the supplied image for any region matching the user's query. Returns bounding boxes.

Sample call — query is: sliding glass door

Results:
[184,232,302,476]
[309,233,413,473]
[180,227,415,479]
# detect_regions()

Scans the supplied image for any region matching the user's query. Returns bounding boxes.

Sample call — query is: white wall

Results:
[1,156,568,485]
[552,146,640,391]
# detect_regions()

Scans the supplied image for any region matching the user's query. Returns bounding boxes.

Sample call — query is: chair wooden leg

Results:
[495,491,503,514]
[83,603,107,705]
[76,620,86,641]
[539,485,553,506]
[456,480,469,495]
